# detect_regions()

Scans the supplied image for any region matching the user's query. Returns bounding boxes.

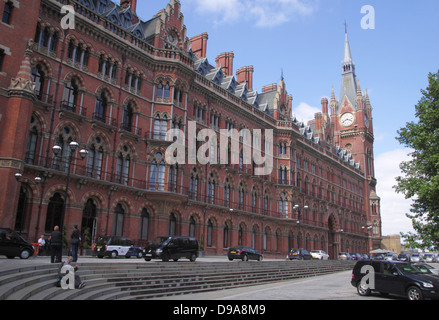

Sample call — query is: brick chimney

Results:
[262,84,277,93]
[190,33,208,58]
[121,0,137,13]
[216,52,234,77]
[236,66,254,91]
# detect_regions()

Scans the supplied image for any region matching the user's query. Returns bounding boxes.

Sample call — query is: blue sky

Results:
[136,0,439,237]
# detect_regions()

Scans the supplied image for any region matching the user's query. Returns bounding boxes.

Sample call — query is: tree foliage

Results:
[395,71,439,250]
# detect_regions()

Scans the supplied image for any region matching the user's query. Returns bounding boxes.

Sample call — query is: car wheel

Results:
[137,252,143,259]
[357,282,371,296]
[407,286,424,301]
[258,256,263,262]
[162,254,170,262]
[190,254,197,262]
[110,251,118,259]
[20,249,31,259]
[242,255,248,262]
[144,258,151,261]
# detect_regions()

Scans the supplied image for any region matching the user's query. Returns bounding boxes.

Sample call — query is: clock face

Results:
[340,113,354,127]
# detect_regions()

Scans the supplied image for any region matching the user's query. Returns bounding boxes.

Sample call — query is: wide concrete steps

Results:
[0,260,356,300]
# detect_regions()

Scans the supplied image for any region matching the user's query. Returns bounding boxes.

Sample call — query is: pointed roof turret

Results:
[339,28,357,112]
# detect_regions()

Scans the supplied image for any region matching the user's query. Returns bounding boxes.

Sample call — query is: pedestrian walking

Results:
[50,225,62,263]
[70,225,80,262]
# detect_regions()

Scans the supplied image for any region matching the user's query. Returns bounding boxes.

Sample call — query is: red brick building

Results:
[0,0,381,258]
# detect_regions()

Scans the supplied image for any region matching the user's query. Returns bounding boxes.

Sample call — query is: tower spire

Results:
[339,25,357,111]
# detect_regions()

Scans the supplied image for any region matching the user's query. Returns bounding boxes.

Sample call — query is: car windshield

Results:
[151,236,170,246]
[311,250,319,253]
[96,236,111,245]
[396,263,433,275]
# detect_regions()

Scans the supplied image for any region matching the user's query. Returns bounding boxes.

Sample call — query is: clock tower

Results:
[331,30,382,249]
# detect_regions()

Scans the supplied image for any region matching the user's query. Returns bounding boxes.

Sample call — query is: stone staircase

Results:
[0,260,356,300]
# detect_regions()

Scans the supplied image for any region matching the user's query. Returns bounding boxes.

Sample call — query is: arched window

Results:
[224,179,231,207]
[238,183,244,210]
[94,91,109,123]
[53,126,75,172]
[62,78,79,111]
[190,168,199,200]
[31,65,45,101]
[113,203,124,236]
[15,186,28,232]
[26,117,39,164]
[87,137,104,179]
[189,216,196,237]
[207,219,213,247]
[82,199,97,246]
[153,114,168,140]
[251,187,258,213]
[116,148,130,185]
[156,81,170,101]
[169,164,178,192]
[169,213,176,236]
[279,192,288,218]
[223,223,229,248]
[139,208,150,241]
[208,173,215,204]
[149,153,165,190]
[45,193,64,233]
[122,102,134,132]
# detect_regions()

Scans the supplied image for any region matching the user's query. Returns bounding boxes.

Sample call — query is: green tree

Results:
[394,71,439,250]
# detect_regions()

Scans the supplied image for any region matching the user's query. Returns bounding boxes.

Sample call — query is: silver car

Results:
[310,250,329,260]
[423,254,435,263]
[411,253,422,262]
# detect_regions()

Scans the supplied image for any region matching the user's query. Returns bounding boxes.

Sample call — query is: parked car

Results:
[310,250,329,260]
[384,253,399,261]
[398,253,411,262]
[288,248,312,260]
[95,236,143,259]
[361,254,369,260]
[351,253,362,260]
[143,236,199,262]
[0,228,34,259]
[352,260,439,300]
[227,246,263,261]
[411,253,422,263]
[422,254,435,263]
[374,254,384,260]
[412,263,439,275]
[338,252,352,260]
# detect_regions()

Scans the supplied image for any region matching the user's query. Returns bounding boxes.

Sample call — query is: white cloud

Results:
[292,102,320,123]
[375,149,414,236]
[188,0,318,27]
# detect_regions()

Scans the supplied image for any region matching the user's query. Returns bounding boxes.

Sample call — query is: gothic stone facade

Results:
[0,0,381,258]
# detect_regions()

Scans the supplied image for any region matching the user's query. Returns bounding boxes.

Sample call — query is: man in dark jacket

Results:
[70,225,80,262]
[50,225,63,263]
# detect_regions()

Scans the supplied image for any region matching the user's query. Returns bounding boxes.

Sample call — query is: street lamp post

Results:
[294,204,308,248]
[52,141,88,231]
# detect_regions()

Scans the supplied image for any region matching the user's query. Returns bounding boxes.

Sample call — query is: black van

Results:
[143,236,199,262]
[0,228,34,259]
